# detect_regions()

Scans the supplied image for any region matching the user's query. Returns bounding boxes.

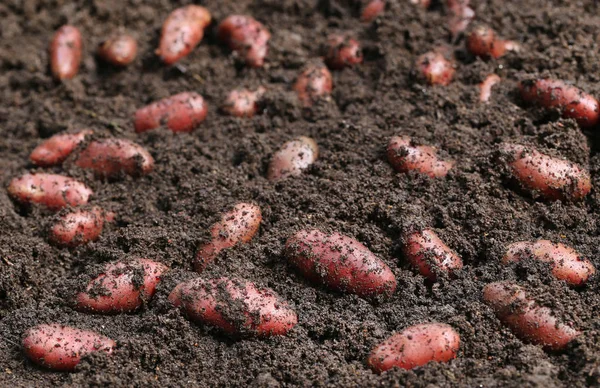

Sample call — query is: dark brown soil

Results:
[2,0,600,386]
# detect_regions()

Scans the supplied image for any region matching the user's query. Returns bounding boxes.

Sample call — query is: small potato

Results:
[519,78,600,129]
[410,0,432,7]
[8,173,92,210]
[217,15,271,68]
[194,203,262,272]
[403,229,463,281]
[285,229,397,299]
[501,143,591,201]
[169,277,298,336]
[75,138,154,178]
[267,136,319,181]
[467,25,519,59]
[483,281,581,351]
[479,74,501,103]
[49,25,82,80]
[446,0,474,38]
[134,92,208,133]
[361,0,385,23]
[387,136,454,178]
[22,324,115,371]
[97,34,138,66]
[325,35,363,70]
[416,52,455,86]
[293,63,333,107]
[30,130,92,167]
[503,240,595,287]
[368,323,460,373]
[49,207,109,247]
[156,5,212,65]
[222,86,266,118]
[76,258,168,313]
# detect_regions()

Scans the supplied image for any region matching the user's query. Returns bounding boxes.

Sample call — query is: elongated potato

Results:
[267,137,319,181]
[466,25,519,59]
[479,74,501,103]
[416,52,455,86]
[134,92,208,133]
[222,86,266,118]
[8,173,92,210]
[294,63,333,107]
[361,0,385,23]
[75,138,154,177]
[403,229,463,281]
[30,130,92,167]
[217,15,271,67]
[285,229,397,299]
[97,34,138,66]
[76,258,168,313]
[49,25,82,80]
[483,281,581,351]
[368,323,460,373]
[194,203,262,272]
[49,207,108,247]
[325,35,363,70]
[22,324,115,371]
[169,277,298,336]
[387,136,454,178]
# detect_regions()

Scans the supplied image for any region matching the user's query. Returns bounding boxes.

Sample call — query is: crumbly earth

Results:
[2,0,600,386]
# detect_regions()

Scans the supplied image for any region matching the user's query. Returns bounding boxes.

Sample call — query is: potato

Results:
[30,130,92,167]
[361,0,385,23]
[294,63,333,107]
[169,277,298,336]
[75,138,154,178]
[285,229,397,299]
[49,25,82,80]
[403,229,463,281]
[97,34,138,67]
[368,323,460,373]
[483,281,581,351]
[217,15,271,67]
[134,92,208,133]
[267,137,319,181]
[466,25,519,59]
[222,87,266,118]
[194,203,262,272]
[416,52,455,86]
[76,258,168,313]
[387,136,454,178]
[22,324,115,371]
[446,0,474,38]
[325,35,363,70]
[156,5,212,65]
[49,206,109,247]
[503,240,595,287]
[8,173,92,210]
[479,74,501,103]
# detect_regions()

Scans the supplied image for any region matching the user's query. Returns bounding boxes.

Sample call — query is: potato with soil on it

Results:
[387,136,454,178]
[446,0,474,38]
[368,323,460,373]
[134,92,208,133]
[483,281,581,351]
[325,35,363,70]
[267,136,319,181]
[416,52,455,86]
[49,25,82,80]
[222,87,266,118]
[285,229,397,299]
[361,0,385,22]
[217,15,271,68]
[75,138,154,178]
[156,5,212,65]
[402,229,463,281]
[22,324,115,372]
[97,34,138,66]
[466,25,519,59]
[194,203,262,272]
[500,143,591,201]
[8,173,92,210]
[30,130,92,167]
[503,240,595,287]
[76,258,168,313]
[293,63,333,107]
[49,206,111,247]
[169,277,298,336]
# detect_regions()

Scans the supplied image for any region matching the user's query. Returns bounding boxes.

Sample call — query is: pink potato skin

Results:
[361,0,385,23]
[368,323,460,373]
[97,35,138,66]
[466,25,518,59]
[156,5,212,65]
[22,324,115,371]
[134,92,208,133]
[222,87,266,118]
[30,130,92,167]
[217,15,271,68]
[416,52,455,86]
[503,240,595,287]
[519,79,600,129]
[483,281,581,351]
[501,143,591,201]
[403,229,463,281]
[387,136,454,178]
[194,203,262,272]
[446,0,474,38]
[49,25,82,80]
[169,277,298,336]
[75,138,154,177]
[294,64,333,107]
[8,173,92,210]
[49,207,109,247]
[326,35,363,70]
[267,137,319,181]
[285,229,397,299]
[479,74,501,103]
[76,258,168,313]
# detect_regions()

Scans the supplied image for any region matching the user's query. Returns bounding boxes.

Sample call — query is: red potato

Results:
[217,15,271,68]
[503,240,595,287]
[466,25,519,59]
[49,207,110,247]
[479,74,501,103]
[447,0,474,38]
[285,229,397,299]
[501,143,591,201]
[267,137,319,181]
[22,324,115,371]
[156,5,212,65]
[97,34,138,66]
[294,64,333,107]
[76,258,168,313]
[8,173,92,210]
[75,138,154,178]
[361,0,385,23]
[325,35,363,70]
[387,136,454,178]
[30,130,92,167]
[410,0,432,7]
[403,229,463,281]
[169,277,298,336]
[222,86,266,118]
[194,203,262,272]
[483,281,581,351]
[416,52,455,86]
[368,323,460,373]
[519,79,600,129]
[134,92,208,133]
[49,25,82,80]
